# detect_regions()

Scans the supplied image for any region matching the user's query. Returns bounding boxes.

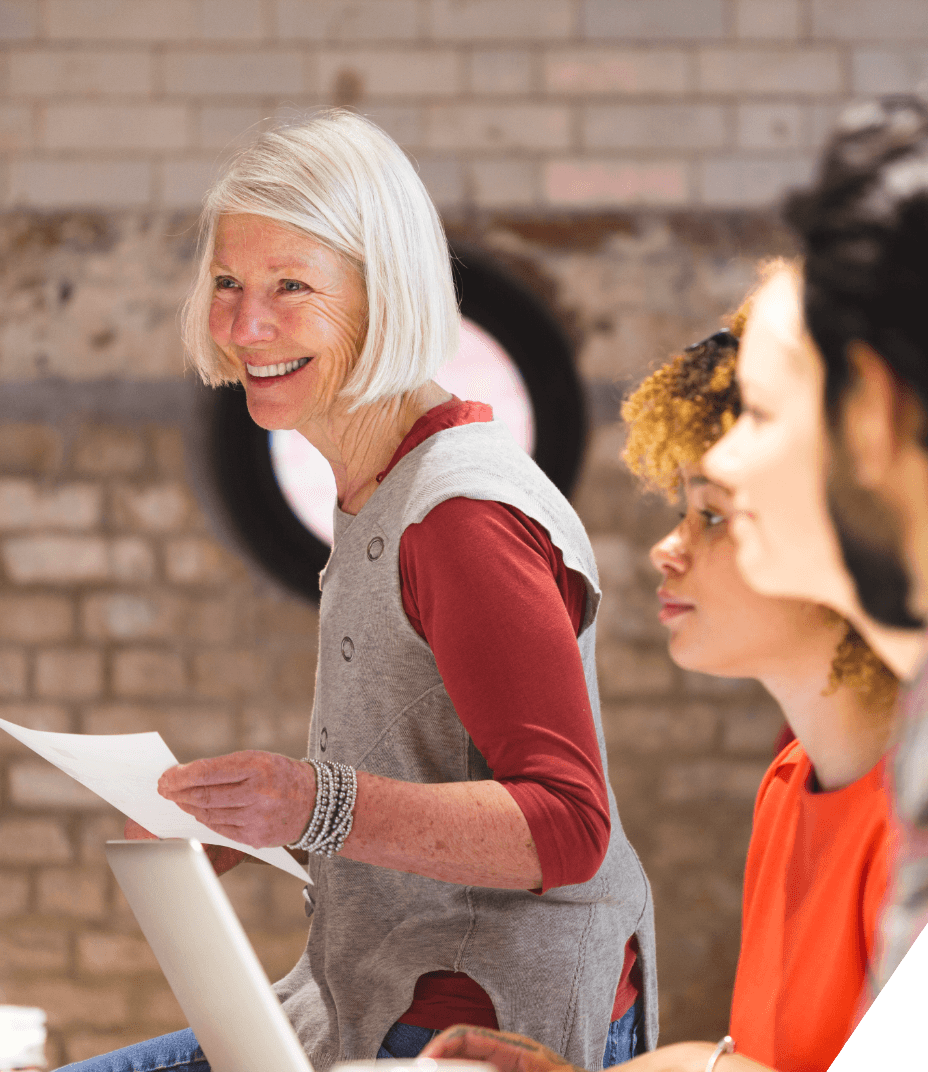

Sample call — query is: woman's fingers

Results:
[421,1026,572,1072]
[158,750,316,848]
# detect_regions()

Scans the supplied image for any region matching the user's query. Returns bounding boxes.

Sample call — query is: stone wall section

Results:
[0,208,791,1061]
[0,0,927,212]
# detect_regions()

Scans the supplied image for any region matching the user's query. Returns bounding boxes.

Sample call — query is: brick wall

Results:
[1,0,928,212]
[0,409,318,1066]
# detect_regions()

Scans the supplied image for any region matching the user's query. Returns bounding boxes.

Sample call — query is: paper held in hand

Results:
[0,717,310,883]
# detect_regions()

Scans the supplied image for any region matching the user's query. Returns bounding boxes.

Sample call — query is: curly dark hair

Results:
[621,297,899,717]
[785,95,928,440]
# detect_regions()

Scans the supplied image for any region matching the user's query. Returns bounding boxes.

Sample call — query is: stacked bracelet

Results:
[287,759,358,858]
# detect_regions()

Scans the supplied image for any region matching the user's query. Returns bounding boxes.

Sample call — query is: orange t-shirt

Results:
[730,741,895,1072]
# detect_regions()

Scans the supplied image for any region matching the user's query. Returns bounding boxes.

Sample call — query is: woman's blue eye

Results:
[282,279,305,291]
[214,276,237,289]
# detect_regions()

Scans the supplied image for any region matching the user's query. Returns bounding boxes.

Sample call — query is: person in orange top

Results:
[422,304,898,1072]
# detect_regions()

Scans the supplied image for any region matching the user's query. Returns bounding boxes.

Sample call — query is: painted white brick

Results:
[44,105,189,152]
[1,535,154,583]
[735,0,801,39]
[162,49,305,96]
[0,650,27,698]
[812,0,928,41]
[430,0,575,40]
[361,105,423,147]
[0,480,101,530]
[699,155,815,207]
[8,49,154,96]
[46,0,196,41]
[426,103,571,151]
[160,158,225,207]
[806,102,844,151]
[274,0,420,42]
[853,49,928,95]
[471,158,538,207]
[7,160,152,208]
[582,0,726,40]
[109,537,157,582]
[0,106,33,152]
[9,761,103,808]
[197,0,265,40]
[544,48,691,95]
[583,104,728,151]
[737,103,805,150]
[197,106,268,150]
[318,48,461,98]
[469,49,533,95]
[413,155,464,207]
[544,158,689,207]
[0,0,38,40]
[2,535,109,582]
[698,47,843,95]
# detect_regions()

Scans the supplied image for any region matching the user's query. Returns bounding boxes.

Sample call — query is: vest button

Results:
[341,636,354,661]
[367,536,385,561]
[320,727,328,752]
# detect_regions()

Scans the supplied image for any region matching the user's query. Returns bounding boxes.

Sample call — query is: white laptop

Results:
[105,839,313,1072]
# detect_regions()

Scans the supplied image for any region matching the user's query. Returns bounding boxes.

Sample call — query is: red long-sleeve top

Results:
[375,398,638,1030]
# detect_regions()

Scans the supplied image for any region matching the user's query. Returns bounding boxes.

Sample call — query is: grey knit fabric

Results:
[274,420,658,1070]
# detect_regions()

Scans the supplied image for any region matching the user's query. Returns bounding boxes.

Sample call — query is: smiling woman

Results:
[57,111,657,1072]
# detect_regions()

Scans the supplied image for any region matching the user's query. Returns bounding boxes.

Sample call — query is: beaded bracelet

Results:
[287,759,357,858]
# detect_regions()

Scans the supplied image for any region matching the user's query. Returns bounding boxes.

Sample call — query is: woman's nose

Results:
[229,292,277,348]
[649,524,689,575]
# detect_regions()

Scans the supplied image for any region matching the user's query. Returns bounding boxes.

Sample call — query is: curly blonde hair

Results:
[621,294,898,717]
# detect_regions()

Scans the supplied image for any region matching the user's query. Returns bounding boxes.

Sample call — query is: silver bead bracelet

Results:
[287,759,358,858]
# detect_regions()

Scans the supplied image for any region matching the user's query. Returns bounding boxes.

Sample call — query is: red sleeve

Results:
[399,496,611,892]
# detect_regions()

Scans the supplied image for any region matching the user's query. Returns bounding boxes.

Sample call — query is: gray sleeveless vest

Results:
[274,420,658,1070]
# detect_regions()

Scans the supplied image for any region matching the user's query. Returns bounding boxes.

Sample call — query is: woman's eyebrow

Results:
[687,475,730,495]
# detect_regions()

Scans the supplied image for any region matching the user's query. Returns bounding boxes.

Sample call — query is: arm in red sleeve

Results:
[399,496,610,891]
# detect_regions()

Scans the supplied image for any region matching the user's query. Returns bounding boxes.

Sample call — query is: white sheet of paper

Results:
[0,718,309,883]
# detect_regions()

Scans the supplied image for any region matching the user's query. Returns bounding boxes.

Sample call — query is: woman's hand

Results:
[159,750,542,888]
[157,750,316,849]
[123,817,247,876]
[422,1030,771,1072]
[421,1025,578,1072]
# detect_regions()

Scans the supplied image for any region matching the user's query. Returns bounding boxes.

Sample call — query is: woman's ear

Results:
[842,341,906,487]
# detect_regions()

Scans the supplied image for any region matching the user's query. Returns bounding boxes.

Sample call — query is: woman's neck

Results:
[298,381,452,516]
[758,653,891,791]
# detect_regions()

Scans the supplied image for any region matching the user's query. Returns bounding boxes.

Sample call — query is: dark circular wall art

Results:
[207,242,586,602]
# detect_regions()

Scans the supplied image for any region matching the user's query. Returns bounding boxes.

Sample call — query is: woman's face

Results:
[701,269,860,618]
[208,213,367,432]
[650,468,832,678]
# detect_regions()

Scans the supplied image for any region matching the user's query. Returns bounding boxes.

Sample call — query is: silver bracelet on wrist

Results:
[705,1036,735,1072]
[287,759,358,858]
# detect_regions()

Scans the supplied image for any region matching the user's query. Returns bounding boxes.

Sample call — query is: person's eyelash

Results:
[700,508,726,528]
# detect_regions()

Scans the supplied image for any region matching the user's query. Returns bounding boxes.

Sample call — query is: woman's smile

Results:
[244,356,313,382]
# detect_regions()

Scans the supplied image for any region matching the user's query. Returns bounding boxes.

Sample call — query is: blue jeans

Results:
[59,1000,645,1070]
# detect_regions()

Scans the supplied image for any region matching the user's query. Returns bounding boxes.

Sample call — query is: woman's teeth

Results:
[246,357,310,378]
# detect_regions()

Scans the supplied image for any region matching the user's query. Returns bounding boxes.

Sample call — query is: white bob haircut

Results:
[182,109,459,408]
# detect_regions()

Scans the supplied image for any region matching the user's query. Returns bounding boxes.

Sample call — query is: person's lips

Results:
[244,356,311,381]
[657,589,695,624]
